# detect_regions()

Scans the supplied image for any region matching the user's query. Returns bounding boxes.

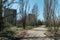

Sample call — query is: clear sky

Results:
[9,0,60,21]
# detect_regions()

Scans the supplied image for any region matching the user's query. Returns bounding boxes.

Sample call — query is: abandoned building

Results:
[26,14,36,26]
[4,8,16,25]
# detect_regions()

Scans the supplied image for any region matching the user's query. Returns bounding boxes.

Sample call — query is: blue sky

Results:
[9,0,60,21]
[29,0,44,21]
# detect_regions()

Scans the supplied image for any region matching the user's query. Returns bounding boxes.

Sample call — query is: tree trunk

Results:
[0,0,4,31]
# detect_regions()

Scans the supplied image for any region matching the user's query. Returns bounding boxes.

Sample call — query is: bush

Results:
[3,22,17,33]
[3,26,17,32]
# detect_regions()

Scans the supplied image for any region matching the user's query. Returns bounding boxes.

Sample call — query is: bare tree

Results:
[0,0,9,31]
[32,3,39,26]
[19,0,29,29]
[44,0,57,37]
[0,0,3,31]
[44,0,52,27]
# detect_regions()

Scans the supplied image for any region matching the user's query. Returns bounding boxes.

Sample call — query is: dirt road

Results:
[25,25,48,37]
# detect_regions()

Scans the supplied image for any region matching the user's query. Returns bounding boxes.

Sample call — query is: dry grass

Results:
[14,30,27,37]
[44,31,54,37]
